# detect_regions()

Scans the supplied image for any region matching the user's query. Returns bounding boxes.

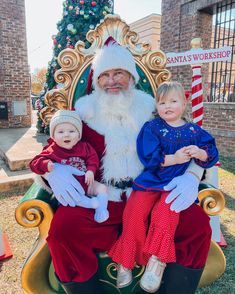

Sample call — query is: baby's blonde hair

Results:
[156,81,186,103]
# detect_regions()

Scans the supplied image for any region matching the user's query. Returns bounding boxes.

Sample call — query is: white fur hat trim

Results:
[92,43,139,88]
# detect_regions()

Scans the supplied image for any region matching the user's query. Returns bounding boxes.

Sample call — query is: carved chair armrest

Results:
[198,183,225,216]
[15,182,58,294]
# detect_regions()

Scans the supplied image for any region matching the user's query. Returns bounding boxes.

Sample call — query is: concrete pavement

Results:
[0,111,49,193]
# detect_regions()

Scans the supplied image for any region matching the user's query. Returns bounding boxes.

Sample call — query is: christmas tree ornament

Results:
[75,6,80,14]
[91,1,97,6]
[71,28,77,34]
[80,0,85,5]
[52,35,58,45]
[67,24,74,31]
[68,5,74,10]
[84,14,89,20]
[104,5,112,12]
[89,24,95,29]
[80,10,85,15]
[89,10,95,16]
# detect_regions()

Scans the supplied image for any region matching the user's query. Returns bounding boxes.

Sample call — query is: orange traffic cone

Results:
[0,228,13,261]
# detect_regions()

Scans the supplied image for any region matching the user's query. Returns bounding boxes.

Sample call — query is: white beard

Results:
[75,87,155,201]
[93,88,143,182]
[95,87,135,119]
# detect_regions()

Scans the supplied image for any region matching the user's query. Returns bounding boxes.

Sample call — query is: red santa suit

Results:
[46,88,211,283]
[30,139,99,194]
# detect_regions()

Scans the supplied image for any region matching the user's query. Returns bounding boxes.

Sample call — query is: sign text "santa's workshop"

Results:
[166,46,232,67]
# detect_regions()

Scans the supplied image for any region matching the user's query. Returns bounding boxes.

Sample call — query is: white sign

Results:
[166,46,232,67]
[13,100,27,116]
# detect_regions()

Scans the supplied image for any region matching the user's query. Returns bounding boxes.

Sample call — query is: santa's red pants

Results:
[47,192,211,283]
[109,191,179,268]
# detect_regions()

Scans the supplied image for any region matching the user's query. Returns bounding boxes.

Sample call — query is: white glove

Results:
[164,172,200,213]
[44,163,85,207]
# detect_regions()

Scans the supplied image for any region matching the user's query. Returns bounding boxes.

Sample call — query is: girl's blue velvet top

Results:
[133,117,219,191]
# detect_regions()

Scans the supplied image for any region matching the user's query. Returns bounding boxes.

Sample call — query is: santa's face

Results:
[97,69,131,94]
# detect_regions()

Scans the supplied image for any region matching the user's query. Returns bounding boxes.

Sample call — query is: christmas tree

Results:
[37,0,113,134]
[46,0,114,90]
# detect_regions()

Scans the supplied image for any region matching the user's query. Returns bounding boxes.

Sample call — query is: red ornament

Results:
[80,0,85,5]
[91,1,97,6]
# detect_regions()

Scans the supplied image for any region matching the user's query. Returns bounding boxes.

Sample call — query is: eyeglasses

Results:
[98,70,130,83]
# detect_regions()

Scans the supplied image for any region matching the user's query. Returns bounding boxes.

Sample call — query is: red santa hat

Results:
[87,37,139,94]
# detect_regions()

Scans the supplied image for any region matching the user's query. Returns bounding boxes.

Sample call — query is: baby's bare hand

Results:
[85,170,94,186]
[47,161,54,172]
[174,147,191,164]
[185,145,208,161]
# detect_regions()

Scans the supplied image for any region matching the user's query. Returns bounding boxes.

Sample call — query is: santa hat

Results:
[50,110,82,138]
[87,37,139,94]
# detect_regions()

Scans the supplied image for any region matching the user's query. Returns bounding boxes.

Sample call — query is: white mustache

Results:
[103,85,123,90]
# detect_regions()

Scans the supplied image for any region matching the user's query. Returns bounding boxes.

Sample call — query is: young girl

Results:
[108,81,219,292]
[30,110,109,223]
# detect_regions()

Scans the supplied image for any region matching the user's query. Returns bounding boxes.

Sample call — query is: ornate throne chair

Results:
[15,14,226,294]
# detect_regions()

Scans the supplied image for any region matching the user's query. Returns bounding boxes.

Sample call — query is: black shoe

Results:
[61,273,102,294]
[160,263,204,294]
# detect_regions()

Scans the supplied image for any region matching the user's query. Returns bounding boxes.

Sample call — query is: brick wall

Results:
[161,0,235,157]
[203,103,235,157]
[0,0,31,128]
[185,99,235,157]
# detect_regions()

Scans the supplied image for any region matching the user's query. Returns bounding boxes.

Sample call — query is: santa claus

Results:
[45,38,211,294]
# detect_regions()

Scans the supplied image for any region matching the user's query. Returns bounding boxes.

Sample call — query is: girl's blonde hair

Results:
[156,81,186,102]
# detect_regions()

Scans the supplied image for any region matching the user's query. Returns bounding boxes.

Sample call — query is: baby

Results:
[30,110,109,223]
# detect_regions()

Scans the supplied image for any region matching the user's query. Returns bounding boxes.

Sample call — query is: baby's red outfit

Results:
[29,138,99,194]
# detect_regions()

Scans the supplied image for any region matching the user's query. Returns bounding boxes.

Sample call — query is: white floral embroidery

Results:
[160,128,169,136]
[190,126,196,133]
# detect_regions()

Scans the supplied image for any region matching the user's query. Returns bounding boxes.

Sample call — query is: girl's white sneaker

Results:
[140,256,166,293]
[116,264,132,288]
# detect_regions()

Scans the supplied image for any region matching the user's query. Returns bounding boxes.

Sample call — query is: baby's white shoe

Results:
[140,255,166,293]
[116,264,132,288]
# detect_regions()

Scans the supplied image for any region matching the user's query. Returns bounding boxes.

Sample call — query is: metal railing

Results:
[209,0,235,102]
